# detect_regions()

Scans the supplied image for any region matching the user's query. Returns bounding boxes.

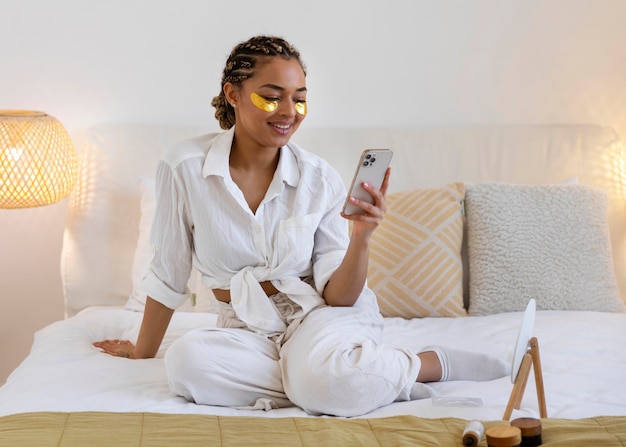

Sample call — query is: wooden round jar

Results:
[511,418,542,446]
[486,426,522,447]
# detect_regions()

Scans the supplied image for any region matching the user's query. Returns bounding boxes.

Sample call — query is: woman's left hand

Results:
[340,167,391,239]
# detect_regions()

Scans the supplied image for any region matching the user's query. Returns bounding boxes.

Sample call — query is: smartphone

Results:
[342,149,393,215]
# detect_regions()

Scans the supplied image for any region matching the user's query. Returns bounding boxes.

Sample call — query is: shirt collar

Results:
[202,127,234,179]
[202,126,300,188]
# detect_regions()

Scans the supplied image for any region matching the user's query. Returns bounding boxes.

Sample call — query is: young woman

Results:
[94,35,508,417]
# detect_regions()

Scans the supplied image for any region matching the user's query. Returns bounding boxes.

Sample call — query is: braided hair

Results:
[211,36,306,129]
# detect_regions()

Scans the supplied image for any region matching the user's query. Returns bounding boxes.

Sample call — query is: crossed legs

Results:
[165,306,508,417]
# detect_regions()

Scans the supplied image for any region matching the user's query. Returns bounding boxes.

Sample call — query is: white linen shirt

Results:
[141,127,376,336]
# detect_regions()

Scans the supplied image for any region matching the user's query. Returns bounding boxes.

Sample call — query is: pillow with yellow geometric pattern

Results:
[367,183,467,318]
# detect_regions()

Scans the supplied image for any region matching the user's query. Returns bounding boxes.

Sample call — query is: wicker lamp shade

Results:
[0,110,77,208]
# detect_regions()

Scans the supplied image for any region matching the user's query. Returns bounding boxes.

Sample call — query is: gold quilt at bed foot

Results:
[1,412,626,446]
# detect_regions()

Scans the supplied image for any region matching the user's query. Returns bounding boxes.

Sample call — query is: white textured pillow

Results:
[465,183,624,315]
[126,178,218,313]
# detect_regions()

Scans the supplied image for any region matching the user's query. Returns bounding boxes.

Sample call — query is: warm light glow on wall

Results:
[605,139,626,203]
[0,110,77,208]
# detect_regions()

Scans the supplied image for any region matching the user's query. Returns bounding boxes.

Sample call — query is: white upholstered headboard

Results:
[61,124,626,316]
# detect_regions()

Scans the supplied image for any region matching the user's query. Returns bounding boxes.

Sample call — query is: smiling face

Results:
[225,57,307,152]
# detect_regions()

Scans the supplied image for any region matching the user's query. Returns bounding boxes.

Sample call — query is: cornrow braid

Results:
[211,35,306,129]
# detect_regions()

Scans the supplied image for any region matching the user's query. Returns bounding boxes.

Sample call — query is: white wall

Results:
[2,0,626,383]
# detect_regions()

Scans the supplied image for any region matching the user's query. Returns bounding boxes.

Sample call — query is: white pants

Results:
[165,297,421,417]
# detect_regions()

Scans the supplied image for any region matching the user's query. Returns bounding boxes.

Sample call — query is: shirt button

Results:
[254,226,262,233]
[233,298,241,304]
[258,321,266,328]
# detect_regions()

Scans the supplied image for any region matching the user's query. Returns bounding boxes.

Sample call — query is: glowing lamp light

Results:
[0,110,77,208]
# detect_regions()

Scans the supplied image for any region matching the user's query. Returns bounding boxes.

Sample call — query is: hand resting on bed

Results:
[94,297,174,359]
[93,339,135,358]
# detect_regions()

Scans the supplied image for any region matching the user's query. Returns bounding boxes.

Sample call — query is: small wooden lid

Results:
[486,426,522,446]
[511,417,542,437]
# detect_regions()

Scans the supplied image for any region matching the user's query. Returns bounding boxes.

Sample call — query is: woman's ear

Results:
[223,82,238,108]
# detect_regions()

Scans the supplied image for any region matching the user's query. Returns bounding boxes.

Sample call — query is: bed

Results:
[1,124,626,446]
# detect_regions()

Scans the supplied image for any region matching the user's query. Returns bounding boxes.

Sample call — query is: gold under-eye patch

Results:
[250,93,278,112]
[250,93,307,115]
[295,101,307,116]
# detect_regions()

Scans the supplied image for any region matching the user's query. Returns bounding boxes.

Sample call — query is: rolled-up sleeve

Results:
[311,167,350,294]
[141,160,194,309]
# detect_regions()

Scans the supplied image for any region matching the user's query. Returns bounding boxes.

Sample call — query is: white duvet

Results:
[1,307,625,421]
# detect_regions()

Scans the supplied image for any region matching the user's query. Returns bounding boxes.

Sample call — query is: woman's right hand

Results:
[95,297,174,360]
[93,339,135,358]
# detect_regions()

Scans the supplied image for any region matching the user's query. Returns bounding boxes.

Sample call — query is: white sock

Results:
[409,382,439,400]
[420,346,510,382]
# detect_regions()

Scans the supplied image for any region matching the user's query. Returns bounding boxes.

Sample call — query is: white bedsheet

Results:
[1,307,625,420]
